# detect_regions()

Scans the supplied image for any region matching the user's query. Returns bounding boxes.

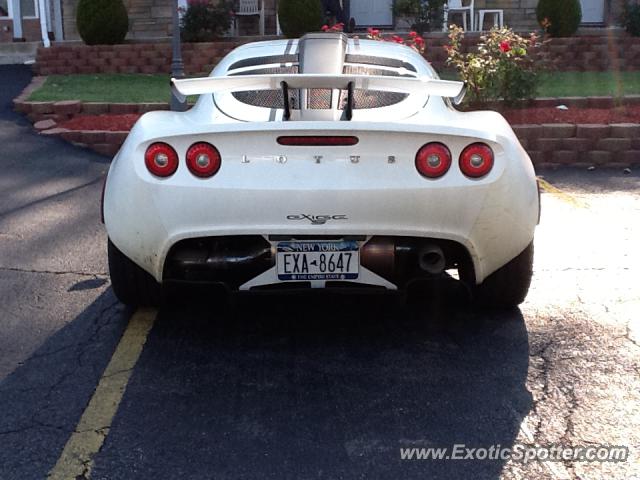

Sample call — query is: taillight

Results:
[277,136,359,146]
[415,142,451,178]
[186,142,221,178]
[459,143,494,178]
[145,142,178,178]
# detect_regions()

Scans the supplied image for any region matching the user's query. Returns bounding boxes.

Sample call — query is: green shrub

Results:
[76,0,129,45]
[180,0,233,42]
[392,0,445,33]
[278,0,323,38]
[536,0,582,37]
[622,1,640,36]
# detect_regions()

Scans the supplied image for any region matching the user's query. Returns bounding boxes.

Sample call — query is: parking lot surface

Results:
[0,65,638,479]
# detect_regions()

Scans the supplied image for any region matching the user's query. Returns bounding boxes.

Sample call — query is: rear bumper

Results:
[161,235,473,291]
[104,155,537,286]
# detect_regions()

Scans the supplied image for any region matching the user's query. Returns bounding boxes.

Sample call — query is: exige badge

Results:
[287,214,348,225]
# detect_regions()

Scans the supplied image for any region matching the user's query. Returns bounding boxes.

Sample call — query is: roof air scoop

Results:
[295,33,348,121]
[298,33,348,74]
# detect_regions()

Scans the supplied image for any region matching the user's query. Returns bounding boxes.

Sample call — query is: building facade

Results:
[0,0,627,43]
[348,0,621,30]
[1,0,63,42]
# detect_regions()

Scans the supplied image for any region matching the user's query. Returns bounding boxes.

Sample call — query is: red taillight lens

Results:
[277,136,359,146]
[145,142,179,178]
[186,142,221,178]
[415,142,452,178]
[460,143,494,178]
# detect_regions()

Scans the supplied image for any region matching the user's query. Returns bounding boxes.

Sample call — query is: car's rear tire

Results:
[472,241,534,309]
[108,239,162,307]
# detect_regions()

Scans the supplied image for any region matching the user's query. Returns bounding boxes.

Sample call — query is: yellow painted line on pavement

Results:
[537,177,588,209]
[48,308,157,480]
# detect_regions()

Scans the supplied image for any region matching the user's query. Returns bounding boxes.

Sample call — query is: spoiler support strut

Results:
[345,81,354,121]
[281,81,291,121]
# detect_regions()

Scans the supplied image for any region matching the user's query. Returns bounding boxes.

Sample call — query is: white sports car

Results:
[103,33,539,308]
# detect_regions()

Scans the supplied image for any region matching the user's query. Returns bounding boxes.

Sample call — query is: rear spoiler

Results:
[170,74,466,105]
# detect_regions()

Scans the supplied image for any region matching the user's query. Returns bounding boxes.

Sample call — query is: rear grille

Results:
[227,62,410,110]
[232,89,300,109]
[231,65,299,109]
[231,88,407,110]
[307,89,332,109]
[339,89,408,109]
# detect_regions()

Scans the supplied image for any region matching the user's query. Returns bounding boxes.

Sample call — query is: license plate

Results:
[277,241,359,281]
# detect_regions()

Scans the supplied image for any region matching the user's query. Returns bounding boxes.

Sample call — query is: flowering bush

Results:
[321,22,345,32]
[180,0,233,42]
[319,23,426,53]
[445,25,544,104]
[367,28,426,54]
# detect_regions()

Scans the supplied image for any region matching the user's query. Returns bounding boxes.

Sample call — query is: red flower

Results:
[321,24,330,31]
[409,31,418,38]
[368,27,380,36]
[414,36,425,45]
[392,35,404,44]
[499,41,511,53]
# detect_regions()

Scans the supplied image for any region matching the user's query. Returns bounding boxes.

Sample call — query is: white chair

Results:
[445,0,475,31]
[232,0,265,36]
[477,9,504,31]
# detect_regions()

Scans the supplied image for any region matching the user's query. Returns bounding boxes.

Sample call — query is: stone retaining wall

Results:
[34,41,249,76]
[34,32,640,76]
[513,123,640,169]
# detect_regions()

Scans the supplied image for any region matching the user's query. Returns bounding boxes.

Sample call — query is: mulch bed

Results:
[58,114,141,131]
[56,106,640,132]
[501,105,640,124]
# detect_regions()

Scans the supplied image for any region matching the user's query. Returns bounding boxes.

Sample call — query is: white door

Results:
[579,0,605,23]
[350,0,393,27]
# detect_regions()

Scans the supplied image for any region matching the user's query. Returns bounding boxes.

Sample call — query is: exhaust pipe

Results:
[418,244,446,275]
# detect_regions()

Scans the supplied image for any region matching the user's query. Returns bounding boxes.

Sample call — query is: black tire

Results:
[472,241,534,309]
[108,239,162,307]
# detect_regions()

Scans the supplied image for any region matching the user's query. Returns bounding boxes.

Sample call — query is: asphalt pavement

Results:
[0,64,638,480]
[0,65,128,478]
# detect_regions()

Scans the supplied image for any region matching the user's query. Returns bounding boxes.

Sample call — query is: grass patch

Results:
[28,74,170,103]
[537,71,640,97]
[27,71,640,104]
[440,70,640,98]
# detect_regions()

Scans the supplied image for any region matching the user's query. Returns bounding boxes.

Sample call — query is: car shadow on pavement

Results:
[92,285,533,480]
